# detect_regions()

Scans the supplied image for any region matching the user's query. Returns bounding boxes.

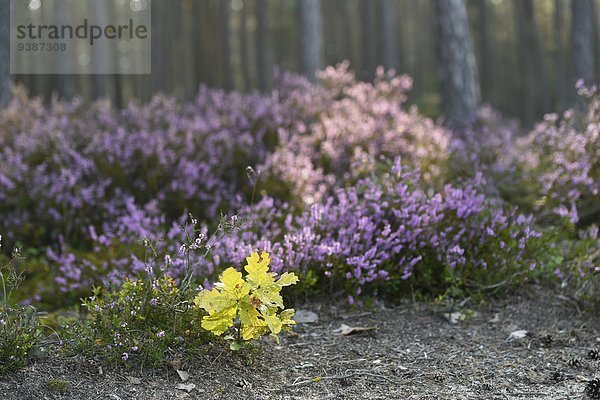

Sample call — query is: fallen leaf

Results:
[167,359,182,370]
[488,313,501,323]
[443,312,463,324]
[334,323,377,336]
[176,370,190,382]
[294,310,319,324]
[508,330,529,340]
[176,383,196,393]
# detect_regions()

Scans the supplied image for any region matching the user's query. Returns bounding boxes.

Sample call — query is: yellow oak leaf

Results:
[218,267,250,299]
[264,312,283,334]
[276,272,299,287]
[279,308,296,331]
[238,301,262,328]
[245,251,275,287]
[194,288,235,313]
[252,286,284,308]
[201,307,236,335]
[241,324,267,341]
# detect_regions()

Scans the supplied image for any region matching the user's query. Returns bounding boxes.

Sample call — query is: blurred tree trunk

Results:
[90,0,111,99]
[554,0,566,108]
[240,0,251,91]
[342,0,359,69]
[592,0,600,82]
[435,0,480,126]
[572,0,595,84]
[300,0,323,81]
[513,0,535,125]
[527,0,550,113]
[180,0,196,100]
[379,0,399,70]
[0,0,10,107]
[256,0,268,91]
[54,1,76,99]
[151,1,167,93]
[361,0,376,78]
[477,0,493,103]
[220,0,233,90]
[196,0,211,85]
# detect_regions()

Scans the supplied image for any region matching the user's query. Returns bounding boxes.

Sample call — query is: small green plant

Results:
[0,237,41,373]
[194,251,298,350]
[561,225,600,308]
[44,379,70,393]
[80,274,203,367]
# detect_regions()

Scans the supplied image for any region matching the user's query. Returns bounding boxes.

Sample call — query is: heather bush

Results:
[79,275,203,367]
[261,62,451,205]
[73,248,298,364]
[0,305,40,373]
[558,225,600,307]
[447,106,523,198]
[0,87,283,250]
[0,64,597,309]
[0,238,42,373]
[199,158,555,301]
[513,82,599,226]
[48,207,242,301]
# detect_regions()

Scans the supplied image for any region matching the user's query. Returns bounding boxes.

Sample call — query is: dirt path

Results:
[1,284,599,399]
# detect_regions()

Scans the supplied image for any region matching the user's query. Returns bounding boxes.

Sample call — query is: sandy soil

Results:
[1,284,599,400]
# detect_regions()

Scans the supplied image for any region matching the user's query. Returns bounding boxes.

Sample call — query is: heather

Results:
[0,64,597,311]
[513,81,600,227]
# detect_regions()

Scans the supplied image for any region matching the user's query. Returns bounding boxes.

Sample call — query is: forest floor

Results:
[1,284,599,400]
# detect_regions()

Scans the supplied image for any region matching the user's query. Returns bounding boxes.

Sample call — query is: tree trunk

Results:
[90,0,111,99]
[0,0,10,107]
[361,0,376,79]
[256,0,268,91]
[151,1,167,93]
[379,0,399,70]
[53,0,76,99]
[477,0,493,103]
[513,0,535,125]
[572,0,595,84]
[220,0,233,90]
[554,0,566,108]
[300,0,323,81]
[435,0,480,126]
[240,0,251,91]
[180,0,196,100]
